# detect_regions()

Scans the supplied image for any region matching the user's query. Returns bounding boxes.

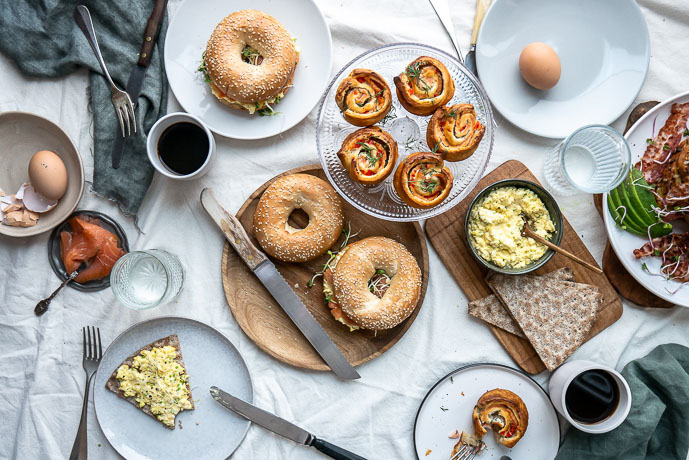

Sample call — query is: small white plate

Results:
[93,317,253,460]
[413,363,560,460]
[603,91,689,307]
[164,0,332,140]
[476,0,649,138]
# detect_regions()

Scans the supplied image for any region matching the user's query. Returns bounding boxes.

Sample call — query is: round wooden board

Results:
[221,165,430,371]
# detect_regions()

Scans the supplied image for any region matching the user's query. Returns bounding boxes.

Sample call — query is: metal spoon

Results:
[35,263,86,316]
[521,215,603,275]
[500,456,512,460]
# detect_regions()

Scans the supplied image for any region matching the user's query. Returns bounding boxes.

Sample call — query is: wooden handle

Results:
[200,188,267,270]
[137,0,168,67]
[470,0,492,45]
[524,226,603,275]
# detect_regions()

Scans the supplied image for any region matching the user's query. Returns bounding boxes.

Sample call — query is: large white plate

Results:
[413,363,560,460]
[603,91,689,307]
[93,317,253,460]
[476,0,649,138]
[164,0,332,139]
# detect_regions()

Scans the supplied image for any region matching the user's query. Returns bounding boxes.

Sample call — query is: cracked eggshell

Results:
[22,184,57,213]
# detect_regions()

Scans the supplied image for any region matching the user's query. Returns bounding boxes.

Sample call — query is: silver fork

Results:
[73,5,136,137]
[69,326,103,460]
[451,443,481,460]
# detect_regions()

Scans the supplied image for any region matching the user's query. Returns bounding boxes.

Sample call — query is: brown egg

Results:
[519,42,561,90]
[28,150,68,201]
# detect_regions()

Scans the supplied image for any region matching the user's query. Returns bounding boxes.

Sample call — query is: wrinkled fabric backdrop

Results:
[1,0,689,459]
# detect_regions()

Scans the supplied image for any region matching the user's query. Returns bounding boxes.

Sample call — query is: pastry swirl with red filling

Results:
[337,127,399,185]
[393,152,453,208]
[393,56,455,116]
[335,69,392,126]
[472,389,529,448]
[427,104,485,161]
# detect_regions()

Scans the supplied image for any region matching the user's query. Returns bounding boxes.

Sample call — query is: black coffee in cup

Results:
[157,122,209,175]
[565,369,620,424]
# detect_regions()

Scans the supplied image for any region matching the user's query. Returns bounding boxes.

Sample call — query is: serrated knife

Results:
[111,0,168,168]
[210,386,366,460]
[200,188,360,380]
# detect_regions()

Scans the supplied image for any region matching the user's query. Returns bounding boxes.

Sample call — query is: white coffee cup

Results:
[549,360,632,434]
[146,112,216,180]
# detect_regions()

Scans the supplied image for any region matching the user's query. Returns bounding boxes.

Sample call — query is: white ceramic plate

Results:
[476,0,649,138]
[413,363,560,460]
[93,317,253,459]
[164,0,332,139]
[603,91,689,307]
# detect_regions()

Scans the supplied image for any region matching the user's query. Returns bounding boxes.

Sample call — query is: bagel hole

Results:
[367,270,391,299]
[241,44,263,65]
[287,208,309,230]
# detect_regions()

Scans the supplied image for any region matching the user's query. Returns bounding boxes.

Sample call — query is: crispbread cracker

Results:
[487,273,602,371]
[105,334,194,429]
[468,268,574,338]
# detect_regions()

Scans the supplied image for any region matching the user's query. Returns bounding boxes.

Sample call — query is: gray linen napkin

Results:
[0,0,168,215]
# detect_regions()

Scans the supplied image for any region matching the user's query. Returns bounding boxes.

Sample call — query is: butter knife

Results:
[200,188,360,380]
[210,386,367,460]
[111,0,168,169]
[428,0,463,62]
[464,0,493,76]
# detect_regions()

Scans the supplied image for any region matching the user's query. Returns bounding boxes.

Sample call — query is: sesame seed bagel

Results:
[204,10,299,112]
[332,237,422,330]
[253,174,344,263]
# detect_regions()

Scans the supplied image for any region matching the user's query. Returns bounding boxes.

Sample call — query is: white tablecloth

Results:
[2,1,689,458]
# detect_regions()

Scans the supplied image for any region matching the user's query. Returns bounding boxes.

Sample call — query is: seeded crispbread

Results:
[105,334,194,430]
[487,273,602,371]
[468,268,574,338]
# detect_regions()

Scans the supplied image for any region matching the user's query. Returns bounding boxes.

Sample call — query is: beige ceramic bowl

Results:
[0,112,84,237]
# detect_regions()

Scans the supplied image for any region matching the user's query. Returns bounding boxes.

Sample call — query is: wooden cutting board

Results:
[426,160,623,374]
[221,165,429,371]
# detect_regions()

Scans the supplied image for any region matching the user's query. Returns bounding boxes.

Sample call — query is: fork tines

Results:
[82,326,103,360]
[451,443,480,460]
[114,92,137,138]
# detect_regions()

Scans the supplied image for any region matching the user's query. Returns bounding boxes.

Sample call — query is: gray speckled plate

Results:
[93,317,253,460]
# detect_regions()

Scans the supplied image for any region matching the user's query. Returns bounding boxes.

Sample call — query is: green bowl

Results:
[464,179,564,275]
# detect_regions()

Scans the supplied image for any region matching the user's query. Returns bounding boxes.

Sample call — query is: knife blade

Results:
[428,0,463,62]
[200,188,360,380]
[112,0,168,169]
[464,0,493,76]
[210,386,367,460]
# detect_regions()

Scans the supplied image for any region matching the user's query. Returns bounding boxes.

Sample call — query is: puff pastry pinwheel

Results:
[337,127,399,185]
[426,103,485,161]
[472,389,529,448]
[335,69,392,126]
[393,152,453,209]
[393,56,455,116]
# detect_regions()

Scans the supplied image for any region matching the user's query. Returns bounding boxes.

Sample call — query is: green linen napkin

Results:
[0,0,168,216]
[556,343,689,460]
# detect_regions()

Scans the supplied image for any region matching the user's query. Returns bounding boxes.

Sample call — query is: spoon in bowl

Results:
[521,215,603,275]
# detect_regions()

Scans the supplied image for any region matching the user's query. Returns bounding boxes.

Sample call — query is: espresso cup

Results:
[146,112,216,180]
[548,360,632,434]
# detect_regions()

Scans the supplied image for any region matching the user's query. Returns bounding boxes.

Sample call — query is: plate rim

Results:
[316,41,495,222]
[412,362,561,459]
[0,110,85,237]
[220,164,430,370]
[93,315,254,459]
[475,0,650,139]
[602,89,689,307]
[163,0,333,140]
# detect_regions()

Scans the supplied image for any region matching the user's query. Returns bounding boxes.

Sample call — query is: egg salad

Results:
[116,345,193,427]
[468,186,555,268]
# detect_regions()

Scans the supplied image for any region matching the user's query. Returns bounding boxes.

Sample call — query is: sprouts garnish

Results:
[307,222,360,288]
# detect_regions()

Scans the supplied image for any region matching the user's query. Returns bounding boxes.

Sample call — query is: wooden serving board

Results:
[221,165,429,371]
[426,160,623,374]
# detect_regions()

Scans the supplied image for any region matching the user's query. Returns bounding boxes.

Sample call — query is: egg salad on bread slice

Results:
[105,334,194,429]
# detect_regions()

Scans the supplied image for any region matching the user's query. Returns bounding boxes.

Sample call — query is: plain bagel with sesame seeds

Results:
[203,10,299,114]
[253,174,344,263]
[331,237,422,330]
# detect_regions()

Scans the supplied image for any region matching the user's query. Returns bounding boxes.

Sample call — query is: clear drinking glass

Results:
[110,249,185,310]
[543,125,631,195]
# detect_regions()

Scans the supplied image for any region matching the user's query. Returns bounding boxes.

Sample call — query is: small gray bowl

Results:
[464,179,563,275]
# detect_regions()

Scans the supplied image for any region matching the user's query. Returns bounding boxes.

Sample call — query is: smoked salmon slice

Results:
[60,216,126,283]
